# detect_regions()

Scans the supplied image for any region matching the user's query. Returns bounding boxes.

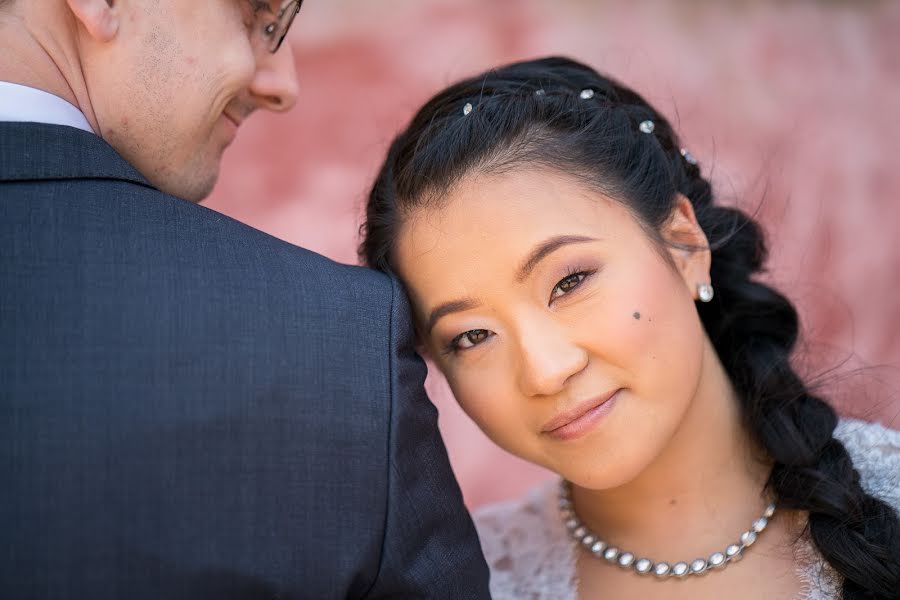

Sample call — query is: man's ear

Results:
[65,0,119,42]
[663,194,712,300]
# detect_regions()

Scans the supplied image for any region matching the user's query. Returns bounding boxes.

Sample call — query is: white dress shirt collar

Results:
[0,81,95,134]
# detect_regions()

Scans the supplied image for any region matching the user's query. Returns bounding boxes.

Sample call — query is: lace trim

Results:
[795,532,842,600]
[473,418,900,599]
[474,481,577,599]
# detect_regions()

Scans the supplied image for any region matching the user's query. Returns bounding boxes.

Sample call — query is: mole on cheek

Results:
[633,311,641,320]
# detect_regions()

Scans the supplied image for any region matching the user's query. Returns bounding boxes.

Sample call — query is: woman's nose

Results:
[516,321,588,398]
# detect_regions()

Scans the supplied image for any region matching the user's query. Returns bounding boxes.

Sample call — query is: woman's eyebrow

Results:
[425,298,479,336]
[515,235,598,283]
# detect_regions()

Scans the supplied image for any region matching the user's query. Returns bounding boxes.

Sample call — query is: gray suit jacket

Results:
[0,122,490,599]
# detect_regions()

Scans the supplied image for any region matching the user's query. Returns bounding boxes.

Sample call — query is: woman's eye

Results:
[550,271,590,301]
[451,329,492,351]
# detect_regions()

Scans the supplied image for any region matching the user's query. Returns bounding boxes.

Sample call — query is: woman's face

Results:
[394,168,714,490]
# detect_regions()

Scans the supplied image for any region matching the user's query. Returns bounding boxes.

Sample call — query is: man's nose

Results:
[249,40,299,112]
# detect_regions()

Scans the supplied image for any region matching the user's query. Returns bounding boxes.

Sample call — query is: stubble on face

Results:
[98,2,253,202]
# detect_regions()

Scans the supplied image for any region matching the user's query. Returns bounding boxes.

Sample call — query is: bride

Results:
[359,57,900,599]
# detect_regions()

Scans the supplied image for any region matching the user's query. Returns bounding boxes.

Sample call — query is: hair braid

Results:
[667,133,900,599]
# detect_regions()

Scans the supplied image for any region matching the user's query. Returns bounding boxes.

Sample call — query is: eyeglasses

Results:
[260,0,303,53]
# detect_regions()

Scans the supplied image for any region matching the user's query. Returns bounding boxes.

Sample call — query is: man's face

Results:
[82,0,299,202]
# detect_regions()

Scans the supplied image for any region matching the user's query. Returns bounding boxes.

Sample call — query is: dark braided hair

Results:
[359,56,900,599]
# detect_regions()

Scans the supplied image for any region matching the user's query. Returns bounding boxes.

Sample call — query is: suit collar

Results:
[0,121,154,189]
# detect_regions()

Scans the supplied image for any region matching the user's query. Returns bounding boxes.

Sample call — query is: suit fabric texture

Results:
[0,122,491,599]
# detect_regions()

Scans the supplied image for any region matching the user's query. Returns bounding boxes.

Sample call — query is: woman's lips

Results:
[542,389,621,441]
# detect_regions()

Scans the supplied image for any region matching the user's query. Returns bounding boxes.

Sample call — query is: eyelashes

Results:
[449,329,492,352]
[442,267,598,356]
[550,269,591,302]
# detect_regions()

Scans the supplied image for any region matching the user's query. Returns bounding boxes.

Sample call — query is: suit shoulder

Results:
[5,176,403,331]
[106,180,398,307]
[268,244,397,317]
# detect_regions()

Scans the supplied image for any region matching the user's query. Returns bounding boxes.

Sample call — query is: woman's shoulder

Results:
[835,417,900,509]
[473,480,578,599]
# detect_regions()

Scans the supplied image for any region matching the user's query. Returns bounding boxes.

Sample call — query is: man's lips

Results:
[541,389,621,435]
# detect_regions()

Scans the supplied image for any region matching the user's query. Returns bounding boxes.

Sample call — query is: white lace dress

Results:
[474,418,900,600]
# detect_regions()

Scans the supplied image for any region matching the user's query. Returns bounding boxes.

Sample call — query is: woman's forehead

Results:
[393,170,642,321]
[397,170,623,263]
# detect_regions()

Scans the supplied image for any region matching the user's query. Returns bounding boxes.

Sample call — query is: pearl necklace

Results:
[559,480,776,578]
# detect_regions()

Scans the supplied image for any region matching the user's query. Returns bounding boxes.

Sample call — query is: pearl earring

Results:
[697,283,714,303]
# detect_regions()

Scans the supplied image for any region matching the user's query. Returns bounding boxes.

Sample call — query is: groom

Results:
[0,1,490,598]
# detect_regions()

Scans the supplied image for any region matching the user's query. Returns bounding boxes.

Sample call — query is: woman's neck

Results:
[569,341,773,557]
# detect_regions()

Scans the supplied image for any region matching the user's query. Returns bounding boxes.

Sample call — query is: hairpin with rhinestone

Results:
[639,120,655,134]
[680,147,698,166]
[462,102,473,116]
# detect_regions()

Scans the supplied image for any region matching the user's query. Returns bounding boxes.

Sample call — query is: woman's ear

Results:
[65,0,119,42]
[663,194,712,300]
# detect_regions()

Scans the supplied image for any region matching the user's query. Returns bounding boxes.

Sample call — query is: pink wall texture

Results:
[204,0,900,508]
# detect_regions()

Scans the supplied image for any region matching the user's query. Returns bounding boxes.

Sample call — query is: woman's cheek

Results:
[572,272,663,367]
[450,374,530,456]
[613,259,690,360]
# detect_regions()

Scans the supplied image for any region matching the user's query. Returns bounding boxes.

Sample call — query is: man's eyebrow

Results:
[425,298,479,337]
[515,234,598,282]
[251,0,275,14]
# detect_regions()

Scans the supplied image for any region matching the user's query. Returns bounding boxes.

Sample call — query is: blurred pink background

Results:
[204,0,900,508]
